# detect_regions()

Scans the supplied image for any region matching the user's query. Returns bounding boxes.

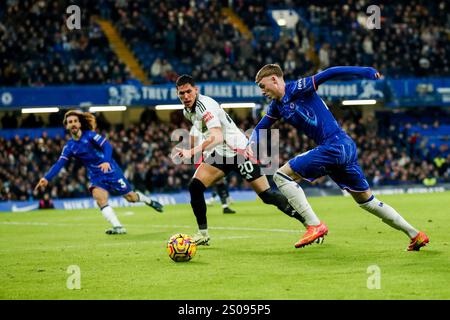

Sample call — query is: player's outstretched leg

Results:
[136,191,164,212]
[92,187,127,235]
[101,205,127,234]
[407,231,429,251]
[272,170,328,248]
[355,192,429,251]
[258,188,306,226]
[124,191,164,212]
[189,178,210,246]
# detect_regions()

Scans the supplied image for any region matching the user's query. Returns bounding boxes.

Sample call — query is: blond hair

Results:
[255,64,284,83]
[63,110,97,131]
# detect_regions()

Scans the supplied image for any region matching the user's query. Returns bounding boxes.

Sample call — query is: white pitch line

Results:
[0,235,254,253]
[1,221,50,226]
[150,224,301,234]
[0,221,301,234]
[0,221,87,227]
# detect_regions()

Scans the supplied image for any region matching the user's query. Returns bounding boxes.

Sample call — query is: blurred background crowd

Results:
[1,108,449,201]
[1,0,448,86]
[0,0,449,201]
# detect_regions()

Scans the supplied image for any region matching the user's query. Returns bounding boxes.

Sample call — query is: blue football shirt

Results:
[266,76,347,145]
[58,130,119,179]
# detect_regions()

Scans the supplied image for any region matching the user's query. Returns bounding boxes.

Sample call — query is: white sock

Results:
[273,171,321,226]
[359,196,418,238]
[136,191,151,204]
[199,228,209,236]
[101,205,122,228]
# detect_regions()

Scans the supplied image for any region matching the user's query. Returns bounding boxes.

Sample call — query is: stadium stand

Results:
[0,0,449,201]
[1,110,449,201]
[0,0,131,86]
[1,1,449,86]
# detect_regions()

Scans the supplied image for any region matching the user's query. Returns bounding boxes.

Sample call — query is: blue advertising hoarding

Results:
[1,78,449,110]
[0,78,425,108]
[0,190,257,212]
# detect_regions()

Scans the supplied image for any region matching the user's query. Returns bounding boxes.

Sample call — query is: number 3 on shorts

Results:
[238,161,254,180]
[118,178,127,189]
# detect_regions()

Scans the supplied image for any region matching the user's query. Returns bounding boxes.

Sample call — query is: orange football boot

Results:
[407,231,429,251]
[295,222,328,248]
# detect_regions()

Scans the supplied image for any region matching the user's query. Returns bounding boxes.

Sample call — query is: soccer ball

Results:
[166,233,197,262]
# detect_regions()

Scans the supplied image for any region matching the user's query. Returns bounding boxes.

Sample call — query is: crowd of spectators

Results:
[1,109,449,201]
[105,0,450,82]
[2,0,448,87]
[107,0,315,83]
[301,0,450,77]
[0,0,131,86]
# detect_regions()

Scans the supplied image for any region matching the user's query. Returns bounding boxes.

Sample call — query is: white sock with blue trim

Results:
[100,205,122,228]
[359,196,418,238]
[136,191,151,204]
[273,171,321,226]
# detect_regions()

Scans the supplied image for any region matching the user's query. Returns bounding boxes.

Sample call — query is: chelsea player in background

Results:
[248,64,429,251]
[34,110,163,234]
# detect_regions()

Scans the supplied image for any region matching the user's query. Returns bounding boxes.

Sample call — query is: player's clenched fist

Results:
[366,67,381,79]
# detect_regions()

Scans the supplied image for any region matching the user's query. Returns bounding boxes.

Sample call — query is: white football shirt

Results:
[184,94,248,157]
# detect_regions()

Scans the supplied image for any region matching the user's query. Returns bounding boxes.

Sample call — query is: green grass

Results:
[1,192,449,300]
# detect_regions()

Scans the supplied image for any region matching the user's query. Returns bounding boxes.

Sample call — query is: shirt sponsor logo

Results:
[297,78,305,91]
[202,112,214,123]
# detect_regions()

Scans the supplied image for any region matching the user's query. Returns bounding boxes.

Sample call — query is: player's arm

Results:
[248,115,278,146]
[313,66,381,88]
[35,148,70,191]
[178,127,223,159]
[248,100,280,147]
[245,115,277,159]
[89,132,113,173]
[178,101,224,159]
[193,127,223,155]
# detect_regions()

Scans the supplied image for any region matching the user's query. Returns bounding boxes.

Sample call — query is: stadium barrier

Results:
[1,184,448,212]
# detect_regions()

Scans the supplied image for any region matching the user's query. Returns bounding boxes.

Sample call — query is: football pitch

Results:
[1,192,449,300]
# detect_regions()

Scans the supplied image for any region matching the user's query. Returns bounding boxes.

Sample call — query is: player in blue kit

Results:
[34,110,163,234]
[247,64,429,251]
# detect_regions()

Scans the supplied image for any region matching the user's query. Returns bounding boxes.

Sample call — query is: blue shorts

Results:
[89,172,133,196]
[288,136,370,192]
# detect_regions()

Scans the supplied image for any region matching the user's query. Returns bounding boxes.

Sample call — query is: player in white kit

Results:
[190,125,236,214]
[174,75,307,245]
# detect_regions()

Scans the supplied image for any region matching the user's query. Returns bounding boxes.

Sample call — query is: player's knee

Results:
[189,178,206,198]
[273,170,294,187]
[96,199,108,208]
[351,190,373,204]
[93,194,108,207]
[123,192,136,203]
